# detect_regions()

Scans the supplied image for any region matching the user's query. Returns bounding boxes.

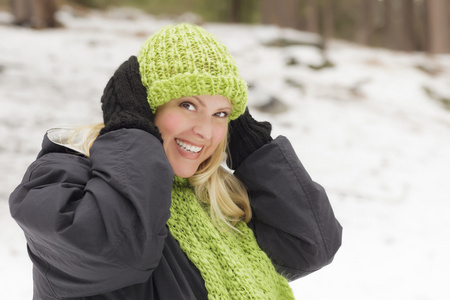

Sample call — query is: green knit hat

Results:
[137,23,247,120]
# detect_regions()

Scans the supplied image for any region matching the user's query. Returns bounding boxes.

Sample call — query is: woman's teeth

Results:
[176,139,202,153]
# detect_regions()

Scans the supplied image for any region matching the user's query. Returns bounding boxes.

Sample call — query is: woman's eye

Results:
[181,102,196,111]
[215,111,229,118]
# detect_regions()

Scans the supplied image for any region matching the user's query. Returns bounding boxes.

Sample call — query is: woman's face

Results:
[154,95,232,178]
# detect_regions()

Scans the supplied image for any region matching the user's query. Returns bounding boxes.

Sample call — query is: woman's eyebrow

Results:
[192,96,232,111]
[220,106,232,112]
[192,96,206,107]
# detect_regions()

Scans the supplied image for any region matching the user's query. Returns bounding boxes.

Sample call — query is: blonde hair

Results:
[190,127,252,230]
[71,123,252,230]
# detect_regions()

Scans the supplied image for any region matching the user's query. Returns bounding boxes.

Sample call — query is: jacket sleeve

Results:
[234,136,342,281]
[9,129,174,298]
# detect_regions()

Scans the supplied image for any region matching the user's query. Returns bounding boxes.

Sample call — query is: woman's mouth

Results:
[175,139,203,153]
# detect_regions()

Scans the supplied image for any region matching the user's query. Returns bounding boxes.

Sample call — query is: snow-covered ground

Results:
[1,6,450,300]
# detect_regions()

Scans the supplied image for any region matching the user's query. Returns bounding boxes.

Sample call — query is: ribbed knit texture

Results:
[227,108,273,170]
[137,23,247,120]
[99,56,162,142]
[167,177,295,300]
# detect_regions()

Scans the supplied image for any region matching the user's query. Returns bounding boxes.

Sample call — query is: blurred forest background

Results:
[1,2,450,299]
[2,0,449,54]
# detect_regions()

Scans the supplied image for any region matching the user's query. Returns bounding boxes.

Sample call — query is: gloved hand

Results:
[99,56,162,143]
[226,108,273,170]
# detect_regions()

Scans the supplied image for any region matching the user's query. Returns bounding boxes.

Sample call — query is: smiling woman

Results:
[9,23,342,300]
[154,95,231,178]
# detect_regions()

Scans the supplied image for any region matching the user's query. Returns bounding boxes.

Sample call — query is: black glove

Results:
[226,108,273,170]
[99,56,162,143]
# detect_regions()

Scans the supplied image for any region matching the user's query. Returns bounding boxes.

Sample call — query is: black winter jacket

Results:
[9,128,342,299]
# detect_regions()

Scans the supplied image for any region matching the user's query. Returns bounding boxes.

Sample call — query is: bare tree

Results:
[414,0,428,51]
[355,0,373,45]
[306,0,320,33]
[382,0,406,50]
[401,0,415,51]
[322,0,335,39]
[305,0,319,33]
[10,0,29,26]
[261,0,301,29]
[10,0,59,29]
[425,0,449,53]
[261,0,278,25]
[230,0,241,23]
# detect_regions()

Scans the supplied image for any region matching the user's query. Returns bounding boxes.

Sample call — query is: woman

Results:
[9,24,342,299]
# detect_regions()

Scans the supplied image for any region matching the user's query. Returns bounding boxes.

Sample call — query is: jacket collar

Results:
[38,128,90,158]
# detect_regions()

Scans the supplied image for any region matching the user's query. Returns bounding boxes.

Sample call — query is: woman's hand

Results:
[226,108,272,170]
[99,56,162,143]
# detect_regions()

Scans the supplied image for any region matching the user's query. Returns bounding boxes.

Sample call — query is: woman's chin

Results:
[173,167,197,178]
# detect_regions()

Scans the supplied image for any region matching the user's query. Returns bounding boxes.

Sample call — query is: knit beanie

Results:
[137,23,247,120]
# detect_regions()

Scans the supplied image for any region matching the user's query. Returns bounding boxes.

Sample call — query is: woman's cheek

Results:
[214,123,227,143]
[160,112,183,135]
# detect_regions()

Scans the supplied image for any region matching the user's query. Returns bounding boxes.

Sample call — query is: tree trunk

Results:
[305,0,319,33]
[400,0,416,51]
[261,0,300,29]
[10,0,59,28]
[426,0,449,53]
[10,0,31,26]
[230,0,241,23]
[280,0,301,29]
[261,0,278,25]
[355,0,373,45]
[384,0,403,50]
[413,0,427,52]
[322,0,335,39]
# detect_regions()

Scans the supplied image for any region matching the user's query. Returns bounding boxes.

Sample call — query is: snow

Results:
[1,6,450,299]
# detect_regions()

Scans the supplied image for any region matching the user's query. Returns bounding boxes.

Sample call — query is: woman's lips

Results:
[174,138,205,160]
[175,138,203,153]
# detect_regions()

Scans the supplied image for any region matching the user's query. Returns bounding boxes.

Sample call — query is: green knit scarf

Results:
[167,177,295,300]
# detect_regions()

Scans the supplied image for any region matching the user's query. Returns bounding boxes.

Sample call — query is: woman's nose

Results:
[192,116,213,140]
